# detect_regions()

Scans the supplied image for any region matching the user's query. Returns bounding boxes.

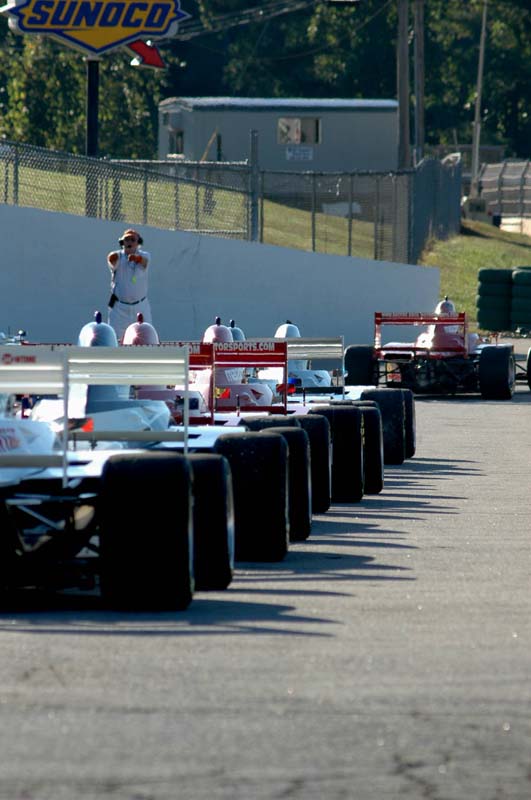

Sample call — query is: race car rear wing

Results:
[162,339,289,416]
[248,336,346,396]
[374,312,468,353]
[0,345,190,485]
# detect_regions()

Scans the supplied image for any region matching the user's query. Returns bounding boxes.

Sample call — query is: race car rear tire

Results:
[359,388,406,465]
[0,500,20,594]
[478,345,515,400]
[309,406,364,503]
[354,403,384,494]
[400,389,416,458]
[344,345,376,386]
[242,415,301,431]
[213,433,289,562]
[292,413,332,514]
[188,454,234,591]
[262,427,312,542]
[99,453,194,610]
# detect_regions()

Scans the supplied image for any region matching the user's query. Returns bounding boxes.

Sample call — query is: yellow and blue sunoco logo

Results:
[2,0,188,54]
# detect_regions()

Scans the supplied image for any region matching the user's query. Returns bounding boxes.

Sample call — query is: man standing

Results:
[107,228,152,342]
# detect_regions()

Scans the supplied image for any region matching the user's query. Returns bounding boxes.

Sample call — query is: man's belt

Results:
[118,296,146,306]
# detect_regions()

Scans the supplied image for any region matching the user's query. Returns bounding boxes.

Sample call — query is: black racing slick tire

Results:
[400,389,416,459]
[360,388,406,465]
[213,433,289,562]
[241,415,301,431]
[526,348,531,391]
[309,406,364,503]
[353,403,384,495]
[188,454,234,591]
[292,413,332,514]
[478,345,515,400]
[98,453,194,611]
[344,345,376,386]
[263,427,312,542]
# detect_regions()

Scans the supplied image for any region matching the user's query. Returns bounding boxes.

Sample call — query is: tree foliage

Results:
[0,0,530,158]
[0,22,167,157]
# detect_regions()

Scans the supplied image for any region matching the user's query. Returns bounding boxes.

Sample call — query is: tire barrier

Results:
[476,268,512,332]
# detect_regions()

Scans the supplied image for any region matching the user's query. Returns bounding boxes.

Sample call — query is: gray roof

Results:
[159,97,397,113]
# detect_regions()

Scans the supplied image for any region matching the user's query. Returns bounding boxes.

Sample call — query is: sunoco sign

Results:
[0,0,189,55]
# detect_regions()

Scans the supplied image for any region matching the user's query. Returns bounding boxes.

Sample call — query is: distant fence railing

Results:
[0,141,461,264]
[477,160,531,220]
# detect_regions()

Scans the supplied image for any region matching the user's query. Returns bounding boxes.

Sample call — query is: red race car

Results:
[345,298,516,400]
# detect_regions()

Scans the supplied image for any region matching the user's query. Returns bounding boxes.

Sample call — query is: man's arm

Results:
[107,250,119,270]
[128,249,149,269]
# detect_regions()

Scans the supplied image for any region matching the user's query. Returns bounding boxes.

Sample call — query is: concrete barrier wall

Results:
[0,205,439,345]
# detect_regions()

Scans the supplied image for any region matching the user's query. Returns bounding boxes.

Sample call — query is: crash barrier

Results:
[476,267,531,334]
[0,345,190,483]
[0,142,250,240]
[0,141,460,262]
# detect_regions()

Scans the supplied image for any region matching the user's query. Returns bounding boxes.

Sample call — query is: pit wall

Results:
[1,205,439,345]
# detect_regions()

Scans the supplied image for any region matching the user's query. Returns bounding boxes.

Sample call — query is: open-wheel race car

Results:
[0,314,326,608]
[0,341,205,609]
[344,299,516,400]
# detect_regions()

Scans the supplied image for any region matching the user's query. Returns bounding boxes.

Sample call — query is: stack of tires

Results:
[511,267,531,334]
[476,268,512,333]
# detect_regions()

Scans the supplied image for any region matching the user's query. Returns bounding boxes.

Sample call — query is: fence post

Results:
[259,171,265,243]
[13,142,19,206]
[348,174,353,257]
[311,173,317,252]
[174,177,180,229]
[249,129,259,242]
[195,165,200,231]
[392,175,398,262]
[374,177,380,260]
[142,166,149,225]
[85,160,98,219]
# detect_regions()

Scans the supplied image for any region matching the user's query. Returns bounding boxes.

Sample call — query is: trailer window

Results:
[278,117,321,145]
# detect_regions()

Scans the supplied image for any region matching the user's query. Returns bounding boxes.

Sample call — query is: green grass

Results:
[418,219,531,329]
[262,198,375,258]
[1,162,248,235]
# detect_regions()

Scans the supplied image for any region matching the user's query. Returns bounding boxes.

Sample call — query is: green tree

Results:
[0,24,169,157]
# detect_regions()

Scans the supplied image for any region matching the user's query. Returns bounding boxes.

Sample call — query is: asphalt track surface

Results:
[1,382,531,799]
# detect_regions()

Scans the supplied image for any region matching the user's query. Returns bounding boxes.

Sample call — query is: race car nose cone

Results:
[203,316,233,344]
[229,319,246,341]
[78,315,118,347]
[275,321,301,338]
[123,319,160,345]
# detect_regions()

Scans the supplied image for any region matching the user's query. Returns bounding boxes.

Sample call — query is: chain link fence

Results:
[0,141,251,239]
[259,156,461,264]
[0,140,461,263]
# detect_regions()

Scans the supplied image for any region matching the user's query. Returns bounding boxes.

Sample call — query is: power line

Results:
[175,0,319,41]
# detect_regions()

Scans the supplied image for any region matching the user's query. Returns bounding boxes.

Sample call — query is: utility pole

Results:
[470,0,488,196]
[397,0,411,168]
[413,0,425,165]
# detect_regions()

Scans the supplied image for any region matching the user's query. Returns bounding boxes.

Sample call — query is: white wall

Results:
[0,205,439,345]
